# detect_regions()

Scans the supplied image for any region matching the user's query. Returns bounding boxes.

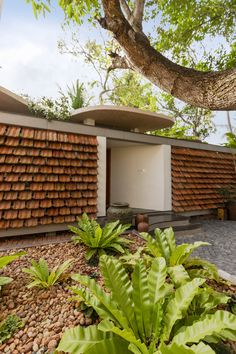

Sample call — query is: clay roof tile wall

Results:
[0,123,98,230]
[172,146,236,212]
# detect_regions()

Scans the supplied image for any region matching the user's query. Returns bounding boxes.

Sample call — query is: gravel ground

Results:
[176,220,236,276]
[0,235,144,354]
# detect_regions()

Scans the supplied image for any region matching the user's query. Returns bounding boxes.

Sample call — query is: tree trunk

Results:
[101,0,236,111]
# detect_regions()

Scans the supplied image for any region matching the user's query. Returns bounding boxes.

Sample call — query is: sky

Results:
[0,0,236,145]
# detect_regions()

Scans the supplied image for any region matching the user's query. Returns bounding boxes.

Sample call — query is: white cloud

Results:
[0,15,94,98]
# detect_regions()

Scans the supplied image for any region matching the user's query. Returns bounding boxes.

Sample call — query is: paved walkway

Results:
[176,220,236,276]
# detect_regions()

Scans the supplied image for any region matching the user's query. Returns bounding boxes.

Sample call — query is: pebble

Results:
[48,339,58,349]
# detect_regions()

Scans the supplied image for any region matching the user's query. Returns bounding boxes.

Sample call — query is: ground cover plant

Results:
[0,315,23,345]
[58,255,236,354]
[0,253,25,291]
[69,213,131,261]
[22,258,73,288]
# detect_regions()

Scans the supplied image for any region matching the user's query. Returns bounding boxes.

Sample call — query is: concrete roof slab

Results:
[0,86,30,115]
[70,105,174,132]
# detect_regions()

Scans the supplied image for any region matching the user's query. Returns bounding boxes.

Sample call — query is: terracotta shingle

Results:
[6,126,21,137]
[18,191,32,200]
[53,199,64,207]
[40,200,52,208]
[18,209,31,219]
[53,216,65,223]
[33,191,46,199]
[0,123,98,230]
[5,174,19,182]
[26,200,40,209]
[172,146,236,212]
[32,209,45,218]
[25,218,38,227]
[10,220,24,228]
[0,124,7,135]
[0,201,11,210]
[39,217,53,225]
[12,201,26,210]
[21,128,34,139]
[70,207,82,215]
[4,210,18,219]
[0,183,11,191]
[20,139,34,147]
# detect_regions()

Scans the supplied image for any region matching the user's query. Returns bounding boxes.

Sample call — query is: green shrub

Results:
[0,252,25,290]
[57,256,236,353]
[140,227,219,281]
[0,315,23,344]
[69,213,131,260]
[22,258,73,288]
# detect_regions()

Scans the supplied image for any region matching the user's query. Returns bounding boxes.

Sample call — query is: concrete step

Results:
[172,223,202,236]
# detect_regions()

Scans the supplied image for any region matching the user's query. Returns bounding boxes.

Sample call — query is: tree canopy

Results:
[26,0,236,110]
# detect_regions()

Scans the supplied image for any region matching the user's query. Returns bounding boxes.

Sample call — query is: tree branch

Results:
[108,52,133,70]
[130,0,145,32]
[100,0,236,110]
[119,0,131,21]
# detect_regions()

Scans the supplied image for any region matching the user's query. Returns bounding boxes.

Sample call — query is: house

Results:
[0,86,236,237]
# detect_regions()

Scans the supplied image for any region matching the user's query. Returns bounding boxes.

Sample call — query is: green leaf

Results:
[99,255,137,334]
[169,242,210,266]
[173,310,236,345]
[168,265,190,287]
[148,258,167,303]
[57,324,115,353]
[184,258,219,281]
[132,260,151,340]
[163,278,205,340]
[0,252,25,270]
[72,272,129,329]
[0,276,13,287]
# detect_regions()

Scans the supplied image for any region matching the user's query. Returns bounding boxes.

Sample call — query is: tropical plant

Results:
[140,227,219,281]
[224,132,236,148]
[22,258,73,288]
[58,255,236,353]
[0,252,25,290]
[69,213,131,261]
[0,315,23,344]
[66,79,91,109]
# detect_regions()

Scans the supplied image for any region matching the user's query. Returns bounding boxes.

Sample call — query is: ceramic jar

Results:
[107,202,133,224]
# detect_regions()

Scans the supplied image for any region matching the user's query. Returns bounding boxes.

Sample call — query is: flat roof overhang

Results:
[71,105,174,132]
[0,86,31,115]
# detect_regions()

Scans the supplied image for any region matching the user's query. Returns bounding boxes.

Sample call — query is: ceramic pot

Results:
[135,214,149,228]
[107,202,133,224]
[137,222,149,232]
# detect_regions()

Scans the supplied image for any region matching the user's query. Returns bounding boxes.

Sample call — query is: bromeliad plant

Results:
[0,252,25,291]
[140,227,219,281]
[69,213,131,261]
[57,256,236,354]
[22,258,73,289]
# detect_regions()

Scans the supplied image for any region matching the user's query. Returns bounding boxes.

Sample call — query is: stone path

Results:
[176,220,236,276]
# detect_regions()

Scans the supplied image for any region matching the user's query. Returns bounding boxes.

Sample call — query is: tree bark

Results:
[100,0,236,111]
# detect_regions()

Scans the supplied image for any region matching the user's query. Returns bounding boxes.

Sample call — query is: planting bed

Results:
[0,234,145,354]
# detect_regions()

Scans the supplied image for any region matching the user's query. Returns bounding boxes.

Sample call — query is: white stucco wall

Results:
[97,136,106,216]
[110,144,171,211]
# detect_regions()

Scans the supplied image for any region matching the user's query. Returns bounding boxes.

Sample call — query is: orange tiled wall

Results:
[172,146,236,212]
[0,123,98,230]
